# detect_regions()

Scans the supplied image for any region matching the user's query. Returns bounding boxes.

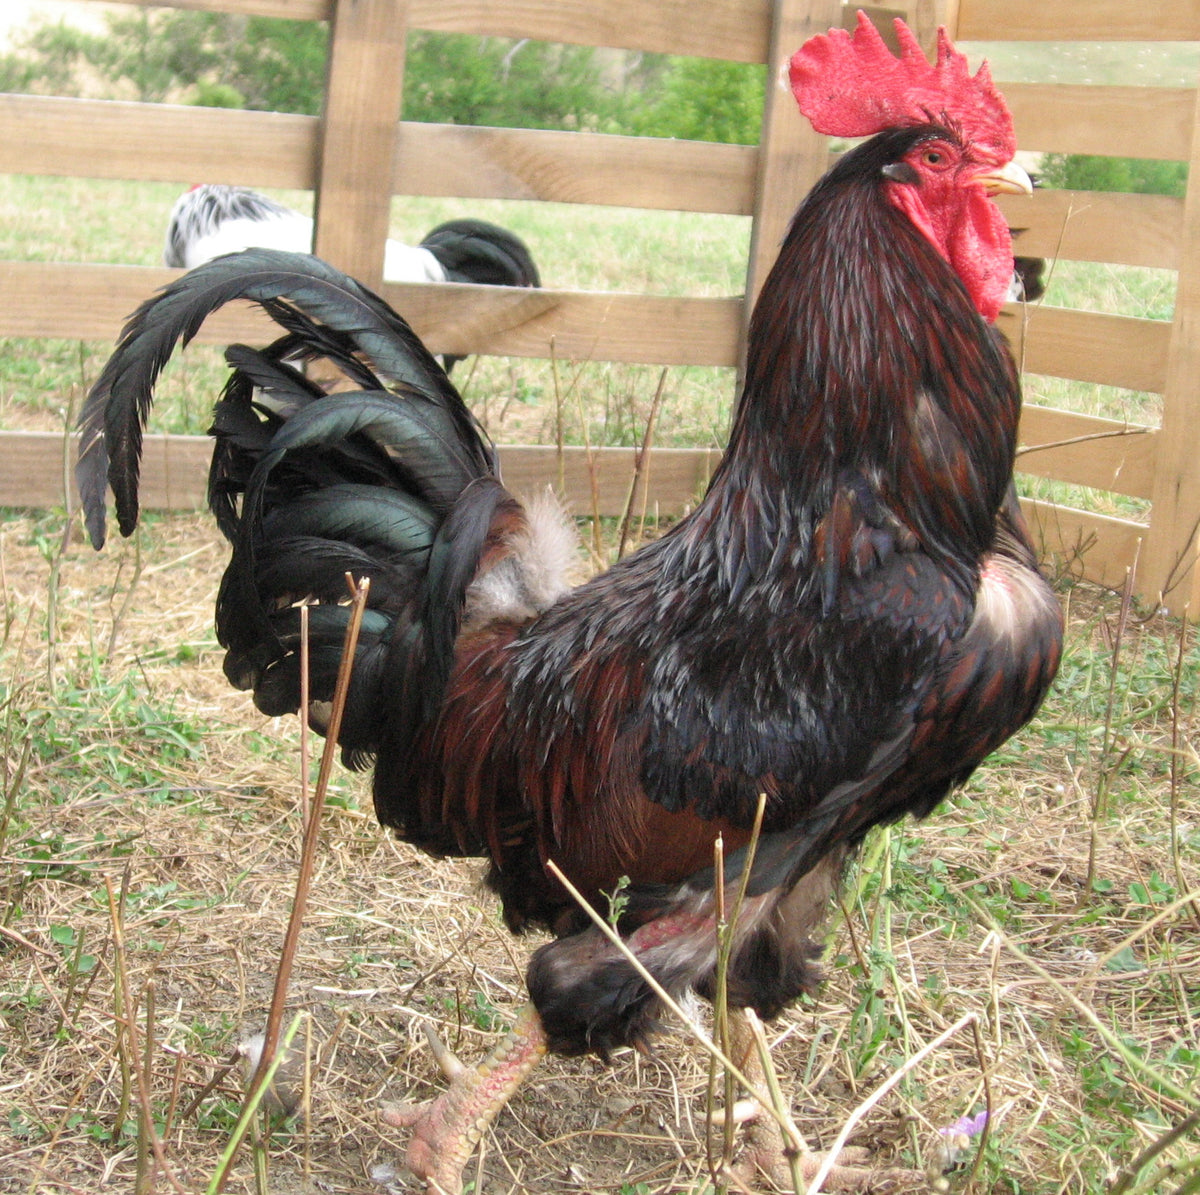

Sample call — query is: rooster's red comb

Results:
[789,10,1014,160]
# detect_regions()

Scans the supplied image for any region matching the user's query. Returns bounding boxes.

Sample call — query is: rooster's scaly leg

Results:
[381,1002,547,1195]
[726,1011,924,1192]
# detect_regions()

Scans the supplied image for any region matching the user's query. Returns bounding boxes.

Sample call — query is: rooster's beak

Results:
[977,160,1034,197]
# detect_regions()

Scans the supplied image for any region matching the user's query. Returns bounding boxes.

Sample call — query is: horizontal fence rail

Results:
[1,0,1198,612]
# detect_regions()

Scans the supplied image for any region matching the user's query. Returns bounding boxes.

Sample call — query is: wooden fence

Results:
[2,0,1199,614]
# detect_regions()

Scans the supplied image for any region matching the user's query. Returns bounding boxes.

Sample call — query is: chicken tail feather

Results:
[77,247,523,770]
[76,248,492,548]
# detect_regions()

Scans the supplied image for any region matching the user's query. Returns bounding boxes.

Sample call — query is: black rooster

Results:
[77,13,1061,1192]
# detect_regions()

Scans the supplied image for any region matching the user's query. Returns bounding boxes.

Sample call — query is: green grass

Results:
[965,41,1200,87]
[0,161,1197,1195]
[0,169,1176,485]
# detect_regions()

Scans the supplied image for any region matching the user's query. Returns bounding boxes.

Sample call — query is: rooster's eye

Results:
[923,150,944,166]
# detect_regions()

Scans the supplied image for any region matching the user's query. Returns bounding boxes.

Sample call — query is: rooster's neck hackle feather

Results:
[704,126,1018,597]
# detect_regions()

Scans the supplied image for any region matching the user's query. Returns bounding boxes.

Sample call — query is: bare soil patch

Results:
[0,510,1195,1193]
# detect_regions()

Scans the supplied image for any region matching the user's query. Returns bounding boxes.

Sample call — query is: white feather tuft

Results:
[463,489,580,629]
[237,1032,305,1117]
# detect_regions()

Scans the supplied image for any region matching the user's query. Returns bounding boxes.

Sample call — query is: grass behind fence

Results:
[0,171,1176,527]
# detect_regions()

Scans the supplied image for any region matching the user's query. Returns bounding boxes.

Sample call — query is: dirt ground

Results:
[0,510,1194,1194]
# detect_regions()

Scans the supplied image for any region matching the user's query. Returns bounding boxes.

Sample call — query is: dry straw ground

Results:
[0,489,1196,1194]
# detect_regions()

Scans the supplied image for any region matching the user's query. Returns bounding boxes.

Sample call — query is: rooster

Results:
[164,183,541,371]
[78,13,1062,1192]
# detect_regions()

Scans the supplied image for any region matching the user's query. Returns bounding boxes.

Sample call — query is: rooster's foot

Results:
[722,1012,923,1192]
[732,1099,920,1190]
[380,1003,547,1195]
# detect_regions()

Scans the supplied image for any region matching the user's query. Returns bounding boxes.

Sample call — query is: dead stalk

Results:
[551,337,566,495]
[179,1051,242,1123]
[970,900,1198,1112]
[0,694,33,859]
[0,525,11,646]
[26,1058,120,1195]
[106,529,145,661]
[210,574,370,1194]
[44,395,81,683]
[963,1017,994,1194]
[207,1014,307,1195]
[806,1014,978,1194]
[1086,556,1137,891]
[544,855,804,1148]
[135,980,156,1195]
[743,1008,808,1193]
[1107,1107,1200,1195]
[104,877,187,1194]
[546,338,605,562]
[298,602,311,831]
[1165,611,1199,930]
[1014,425,1152,460]
[617,367,669,560]
[163,1047,186,1142]
[111,875,133,1146]
[0,922,55,958]
[705,833,735,1191]
[572,380,603,561]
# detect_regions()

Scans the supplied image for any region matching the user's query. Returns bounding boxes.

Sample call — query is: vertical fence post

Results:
[313,0,410,288]
[1143,79,1200,616]
[742,0,842,339]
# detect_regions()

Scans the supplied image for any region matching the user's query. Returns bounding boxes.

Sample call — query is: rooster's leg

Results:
[726,1011,924,1192]
[381,1002,547,1195]
[725,1010,804,1186]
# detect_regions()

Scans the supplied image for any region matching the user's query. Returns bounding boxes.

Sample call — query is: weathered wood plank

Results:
[499,445,719,514]
[391,123,759,214]
[10,88,1191,229]
[0,94,318,187]
[105,0,332,20]
[313,0,409,287]
[0,263,746,368]
[104,0,904,63]
[957,0,1200,41]
[0,263,278,343]
[0,430,716,519]
[0,430,211,513]
[1005,84,1194,162]
[104,0,770,59]
[1017,405,1157,500]
[1,95,758,216]
[1144,80,1200,615]
[996,189,1183,271]
[1020,498,1147,594]
[12,87,1187,220]
[377,282,745,366]
[1,261,1170,390]
[6,424,1140,595]
[1001,306,1171,395]
[408,0,771,59]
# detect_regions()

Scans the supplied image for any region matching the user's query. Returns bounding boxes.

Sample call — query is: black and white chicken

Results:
[164,184,541,291]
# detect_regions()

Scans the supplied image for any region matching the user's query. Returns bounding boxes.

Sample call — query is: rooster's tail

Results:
[77,248,526,768]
